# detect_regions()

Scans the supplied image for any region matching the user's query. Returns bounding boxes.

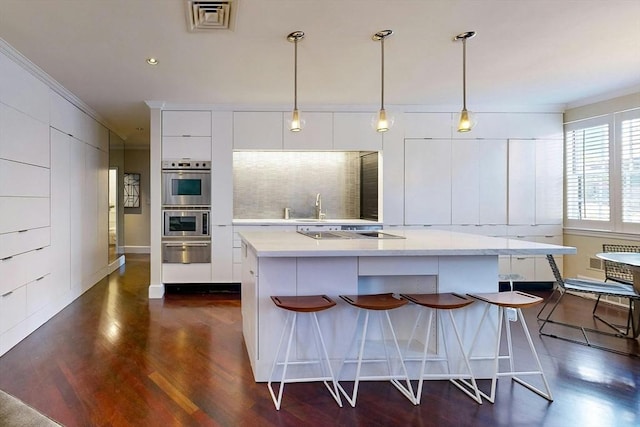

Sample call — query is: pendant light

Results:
[454,31,476,133]
[372,30,393,132]
[287,31,305,132]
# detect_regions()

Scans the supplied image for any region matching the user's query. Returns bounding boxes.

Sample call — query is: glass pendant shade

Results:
[374,108,395,133]
[289,109,303,132]
[457,109,475,132]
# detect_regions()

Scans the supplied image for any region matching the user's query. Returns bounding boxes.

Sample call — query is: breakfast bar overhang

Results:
[239,229,576,382]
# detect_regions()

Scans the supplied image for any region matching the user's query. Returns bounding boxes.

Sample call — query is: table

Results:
[596,252,640,338]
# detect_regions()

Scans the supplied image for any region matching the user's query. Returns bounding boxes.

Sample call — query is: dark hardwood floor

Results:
[0,254,638,426]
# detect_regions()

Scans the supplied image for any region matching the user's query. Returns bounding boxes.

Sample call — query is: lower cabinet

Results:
[498,225,563,281]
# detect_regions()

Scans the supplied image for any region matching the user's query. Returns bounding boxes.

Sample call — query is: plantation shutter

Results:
[621,117,640,223]
[565,124,610,221]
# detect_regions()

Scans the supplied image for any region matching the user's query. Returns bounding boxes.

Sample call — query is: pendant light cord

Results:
[462,38,467,111]
[380,37,385,110]
[294,37,298,111]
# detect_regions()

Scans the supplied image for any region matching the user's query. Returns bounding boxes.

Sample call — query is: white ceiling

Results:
[0,0,639,147]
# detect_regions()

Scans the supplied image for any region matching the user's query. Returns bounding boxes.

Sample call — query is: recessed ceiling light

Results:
[146,58,158,65]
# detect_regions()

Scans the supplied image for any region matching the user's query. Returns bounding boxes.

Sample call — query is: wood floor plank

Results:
[0,254,638,426]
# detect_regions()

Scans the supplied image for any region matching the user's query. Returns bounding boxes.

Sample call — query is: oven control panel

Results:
[162,160,209,170]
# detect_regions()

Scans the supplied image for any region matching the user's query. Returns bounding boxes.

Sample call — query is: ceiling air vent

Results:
[186,0,235,31]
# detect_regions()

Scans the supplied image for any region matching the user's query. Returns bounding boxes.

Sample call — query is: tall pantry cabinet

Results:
[0,46,109,356]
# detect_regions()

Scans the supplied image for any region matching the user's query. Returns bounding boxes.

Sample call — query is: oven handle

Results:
[163,242,210,247]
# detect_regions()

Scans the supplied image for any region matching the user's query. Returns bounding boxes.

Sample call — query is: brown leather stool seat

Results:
[268,294,342,410]
[400,293,482,404]
[337,293,416,406]
[467,291,552,403]
[271,295,336,312]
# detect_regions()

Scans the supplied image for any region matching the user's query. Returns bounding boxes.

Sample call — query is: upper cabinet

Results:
[234,112,283,150]
[283,112,332,150]
[0,53,49,123]
[404,113,453,139]
[162,111,212,136]
[162,111,212,160]
[49,91,109,151]
[404,139,452,225]
[508,138,563,225]
[234,111,383,151]
[333,112,382,151]
[0,104,49,167]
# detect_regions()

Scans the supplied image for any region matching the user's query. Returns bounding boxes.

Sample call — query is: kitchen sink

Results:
[297,230,405,240]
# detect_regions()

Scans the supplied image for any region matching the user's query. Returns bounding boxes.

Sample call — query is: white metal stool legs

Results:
[337,309,416,407]
[268,311,343,410]
[409,308,482,404]
[467,301,553,403]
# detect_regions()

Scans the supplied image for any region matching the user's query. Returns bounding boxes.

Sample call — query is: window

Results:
[621,117,640,223]
[565,124,610,222]
[564,108,640,234]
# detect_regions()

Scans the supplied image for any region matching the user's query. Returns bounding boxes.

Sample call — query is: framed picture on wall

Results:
[124,173,140,208]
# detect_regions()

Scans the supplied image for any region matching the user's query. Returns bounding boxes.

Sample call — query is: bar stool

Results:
[268,295,342,410]
[467,291,553,403]
[337,293,416,406]
[400,293,482,404]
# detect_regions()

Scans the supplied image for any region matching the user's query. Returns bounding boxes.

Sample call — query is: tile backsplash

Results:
[233,151,361,219]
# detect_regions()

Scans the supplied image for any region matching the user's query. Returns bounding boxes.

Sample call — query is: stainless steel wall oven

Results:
[162,160,211,206]
[163,209,210,238]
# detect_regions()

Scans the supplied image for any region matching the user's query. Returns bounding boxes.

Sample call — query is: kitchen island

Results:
[239,229,576,382]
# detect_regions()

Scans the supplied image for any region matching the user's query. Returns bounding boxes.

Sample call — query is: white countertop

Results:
[239,229,577,257]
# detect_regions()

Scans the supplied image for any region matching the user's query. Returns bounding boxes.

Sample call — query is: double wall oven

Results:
[162,160,212,265]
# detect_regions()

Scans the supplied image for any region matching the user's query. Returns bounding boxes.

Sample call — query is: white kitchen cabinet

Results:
[404,113,453,139]
[508,139,563,225]
[404,139,452,225]
[0,285,27,334]
[211,112,233,225]
[333,112,383,150]
[162,111,212,136]
[451,139,507,225]
[49,90,83,138]
[498,225,563,281]
[283,112,333,150]
[241,243,258,363]
[50,128,71,296]
[232,225,297,282]
[0,104,50,167]
[162,136,212,160]
[0,227,49,260]
[69,137,84,291]
[0,159,49,197]
[162,111,212,160]
[162,263,212,283]
[233,112,283,150]
[0,54,49,123]
[507,113,563,140]
[0,197,50,234]
[211,225,233,282]
[535,139,563,225]
[26,273,52,315]
[0,246,50,297]
[508,139,536,225]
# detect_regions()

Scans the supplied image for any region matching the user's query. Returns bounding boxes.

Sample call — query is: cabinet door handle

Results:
[249,270,255,276]
[18,229,28,233]
[36,247,45,251]
[1,256,13,261]
[516,257,526,260]
[181,134,192,137]
[1,291,13,297]
[36,276,46,281]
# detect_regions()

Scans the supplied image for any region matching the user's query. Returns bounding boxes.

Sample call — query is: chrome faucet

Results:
[315,193,325,220]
